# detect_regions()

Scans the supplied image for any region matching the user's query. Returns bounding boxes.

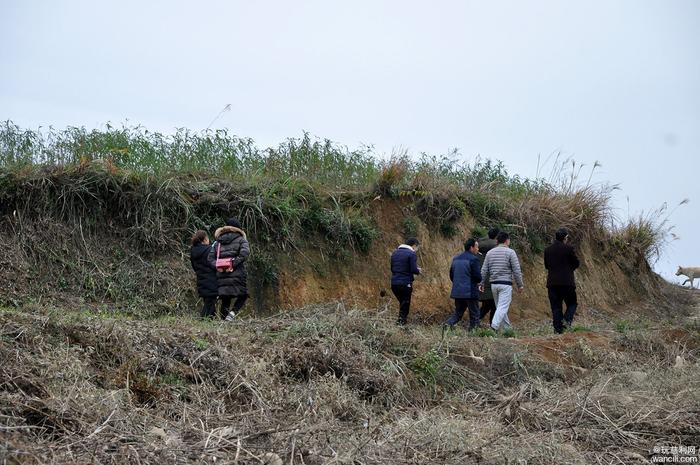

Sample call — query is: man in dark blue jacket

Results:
[445,238,483,330]
[390,237,421,325]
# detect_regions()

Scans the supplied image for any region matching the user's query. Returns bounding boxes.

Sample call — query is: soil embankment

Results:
[276,198,655,322]
[0,195,660,321]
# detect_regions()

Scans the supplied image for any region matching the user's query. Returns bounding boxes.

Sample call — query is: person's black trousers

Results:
[548,285,578,334]
[391,284,413,325]
[479,299,496,324]
[446,298,480,329]
[201,296,217,318]
[220,295,249,319]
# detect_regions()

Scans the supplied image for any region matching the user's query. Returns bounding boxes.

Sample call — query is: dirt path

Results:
[515,290,700,369]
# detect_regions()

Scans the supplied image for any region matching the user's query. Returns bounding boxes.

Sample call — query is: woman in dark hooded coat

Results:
[207,218,250,320]
[190,230,218,318]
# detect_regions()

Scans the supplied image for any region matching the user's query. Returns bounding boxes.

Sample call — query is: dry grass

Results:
[1,121,679,267]
[1,297,698,465]
[0,123,624,241]
[0,122,692,464]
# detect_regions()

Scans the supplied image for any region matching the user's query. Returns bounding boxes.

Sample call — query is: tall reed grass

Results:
[0,122,542,197]
[0,121,675,261]
[0,121,379,187]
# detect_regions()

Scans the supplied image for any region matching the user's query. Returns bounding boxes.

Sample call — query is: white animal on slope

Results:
[676,266,700,288]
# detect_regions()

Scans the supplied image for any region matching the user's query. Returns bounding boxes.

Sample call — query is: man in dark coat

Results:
[444,238,483,330]
[544,228,580,334]
[190,230,218,318]
[478,228,499,324]
[390,237,421,325]
[208,218,250,320]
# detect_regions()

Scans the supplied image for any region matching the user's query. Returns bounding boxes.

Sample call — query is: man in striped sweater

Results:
[479,231,524,331]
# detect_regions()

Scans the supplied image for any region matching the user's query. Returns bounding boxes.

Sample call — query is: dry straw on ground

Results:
[1,294,698,465]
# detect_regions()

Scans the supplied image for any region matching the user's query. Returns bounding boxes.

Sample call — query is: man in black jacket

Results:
[544,228,580,334]
[190,230,218,318]
[478,228,499,324]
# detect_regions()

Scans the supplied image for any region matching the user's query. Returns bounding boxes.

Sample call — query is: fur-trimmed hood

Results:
[208,225,250,297]
[214,226,247,241]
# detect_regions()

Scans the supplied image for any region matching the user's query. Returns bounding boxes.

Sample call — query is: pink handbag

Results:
[215,243,233,272]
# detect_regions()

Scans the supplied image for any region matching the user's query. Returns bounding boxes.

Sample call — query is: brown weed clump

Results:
[1,296,698,465]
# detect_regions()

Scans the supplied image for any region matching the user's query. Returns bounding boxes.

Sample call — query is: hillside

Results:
[0,123,666,319]
[1,123,697,465]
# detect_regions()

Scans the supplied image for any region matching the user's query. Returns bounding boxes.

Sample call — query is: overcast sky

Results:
[2,0,698,283]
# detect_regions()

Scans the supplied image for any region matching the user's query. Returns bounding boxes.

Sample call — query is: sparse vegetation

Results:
[567,324,593,333]
[615,319,634,333]
[0,121,697,464]
[0,120,672,260]
[501,327,517,338]
[611,203,684,263]
[401,215,420,239]
[472,326,497,337]
[410,348,444,386]
[1,302,697,465]
[192,336,209,350]
[470,224,487,239]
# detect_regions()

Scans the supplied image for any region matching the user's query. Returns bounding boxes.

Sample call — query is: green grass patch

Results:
[615,320,634,333]
[567,324,593,333]
[159,373,186,387]
[410,348,444,385]
[501,327,517,338]
[471,327,497,338]
[470,225,487,239]
[193,337,209,350]
[402,215,420,239]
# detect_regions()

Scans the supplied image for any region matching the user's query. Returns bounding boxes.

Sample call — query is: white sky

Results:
[1,0,698,283]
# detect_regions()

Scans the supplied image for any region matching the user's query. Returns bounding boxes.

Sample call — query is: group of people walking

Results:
[390,227,580,334]
[190,218,250,320]
[190,217,580,335]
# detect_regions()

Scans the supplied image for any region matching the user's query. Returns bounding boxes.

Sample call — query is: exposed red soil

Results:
[519,331,613,365]
[276,198,653,322]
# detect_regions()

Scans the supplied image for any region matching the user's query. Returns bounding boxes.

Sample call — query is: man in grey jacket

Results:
[480,231,524,331]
